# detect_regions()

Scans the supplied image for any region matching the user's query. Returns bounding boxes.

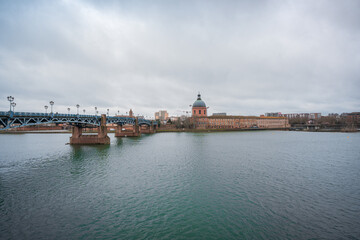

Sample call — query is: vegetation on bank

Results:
[289,114,359,132]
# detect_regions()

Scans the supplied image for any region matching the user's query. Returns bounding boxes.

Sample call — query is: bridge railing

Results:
[0,111,156,127]
[0,111,102,118]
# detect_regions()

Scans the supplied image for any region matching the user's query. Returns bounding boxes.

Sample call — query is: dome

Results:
[192,93,206,108]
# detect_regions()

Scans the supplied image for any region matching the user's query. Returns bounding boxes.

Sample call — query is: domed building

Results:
[192,93,207,117]
[189,92,290,130]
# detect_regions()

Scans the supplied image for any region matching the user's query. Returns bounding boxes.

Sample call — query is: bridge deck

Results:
[0,111,156,130]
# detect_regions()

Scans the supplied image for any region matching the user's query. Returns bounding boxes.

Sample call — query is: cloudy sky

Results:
[0,0,359,117]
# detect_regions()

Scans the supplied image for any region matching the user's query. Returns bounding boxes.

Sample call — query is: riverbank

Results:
[1,127,358,134]
[156,127,290,133]
[0,130,115,134]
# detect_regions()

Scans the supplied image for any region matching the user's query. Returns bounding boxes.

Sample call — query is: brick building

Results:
[346,112,360,127]
[193,115,290,129]
[191,93,207,117]
[189,93,290,129]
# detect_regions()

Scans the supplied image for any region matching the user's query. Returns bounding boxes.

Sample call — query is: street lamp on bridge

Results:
[95,107,97,116]
[83,109,86,115]
[50,101,54,114]
[11,102,16,112]
[7,96,14,112]
[67,108,70,114]
[107,109,109,116]
[76,104,80,115]
[44,105,48,114]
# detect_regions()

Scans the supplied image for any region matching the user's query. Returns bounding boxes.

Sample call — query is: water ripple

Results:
[0,132,359,239]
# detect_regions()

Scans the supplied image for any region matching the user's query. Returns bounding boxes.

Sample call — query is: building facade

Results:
[193,116,290,129]
[192,93,207,117]
[283,113,321,119]
[190,93,290,129]
[155,110,169,121]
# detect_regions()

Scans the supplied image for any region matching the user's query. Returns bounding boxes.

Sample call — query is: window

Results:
[199,110,201,114]
[194,110,196,114]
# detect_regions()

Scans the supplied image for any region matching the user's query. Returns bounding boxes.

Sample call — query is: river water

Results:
[0,131,359,239]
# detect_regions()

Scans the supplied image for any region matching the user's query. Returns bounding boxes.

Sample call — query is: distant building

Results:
[346,112,360,126]
[192,93,207,117]
[283,113,321,119]
[265,112,282,117]
[328,113,339,118]
[189,93,290,129]
[212,113,227,116]
[309,113,321,119]
[170,116,179,122]
[193,115,289,129]
[155,110,169,121]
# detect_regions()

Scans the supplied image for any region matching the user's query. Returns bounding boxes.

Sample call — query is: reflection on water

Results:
[70,144,111,160]
[0,132,359,239]
[115,137,124,146]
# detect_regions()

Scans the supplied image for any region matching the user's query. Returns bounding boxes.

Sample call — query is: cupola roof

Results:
[192,93,206,108]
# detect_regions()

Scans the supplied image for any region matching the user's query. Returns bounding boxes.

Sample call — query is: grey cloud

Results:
[0,0,359,117]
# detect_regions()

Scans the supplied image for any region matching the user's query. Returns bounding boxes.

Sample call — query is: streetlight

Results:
[7,96,14,111]
[107,109,109,116]
[76,104,80,115]
[83,109,86,115]
[95,107,97,116]
[67,108,70,114]
[96,110,99,116]
[117,110,120,116]
[50,101,54,113]
[11,102,16,112]
[44,105,48,114]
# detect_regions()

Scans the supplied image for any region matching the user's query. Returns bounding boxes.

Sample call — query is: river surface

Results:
[0,131,359,239]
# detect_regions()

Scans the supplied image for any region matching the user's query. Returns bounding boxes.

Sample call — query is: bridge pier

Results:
[70,114,110,145]
[139,122,155,134]
[115,118,141,137]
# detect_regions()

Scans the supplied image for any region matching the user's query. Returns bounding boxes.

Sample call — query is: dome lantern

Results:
[192,92,207,117]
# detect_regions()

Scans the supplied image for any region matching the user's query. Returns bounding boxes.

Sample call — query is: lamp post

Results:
[45,105,48,114]
[117,110,120,116]
[83,109,86,115]
[189,104,196,129]
[67,108,70,114]
[95,107,97,116]
[11,102,16,112]
[107,109,109,116]
[7,96,14,112]
[50,101,54,114]
[96,110,99,116]
[76,104,80,115]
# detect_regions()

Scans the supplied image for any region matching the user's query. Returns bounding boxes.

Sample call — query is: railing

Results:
[0,111,155,130]
[0,111,101,118]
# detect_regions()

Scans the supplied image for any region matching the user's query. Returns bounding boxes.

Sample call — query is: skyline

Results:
[1,0,359,117]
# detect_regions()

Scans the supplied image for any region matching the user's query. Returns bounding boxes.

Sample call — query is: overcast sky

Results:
[0,0,359,117]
